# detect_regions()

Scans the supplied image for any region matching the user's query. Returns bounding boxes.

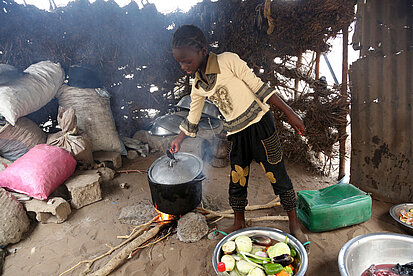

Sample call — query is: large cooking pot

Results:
[148,152,205,215]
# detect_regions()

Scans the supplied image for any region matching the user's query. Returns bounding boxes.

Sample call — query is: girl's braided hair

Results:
[172,25,207,50]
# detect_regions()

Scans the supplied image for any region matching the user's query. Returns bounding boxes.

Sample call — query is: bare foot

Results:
[290,225,310,254]
[223,222,246,235]
[290,226,308,244]
[208,212,246,240]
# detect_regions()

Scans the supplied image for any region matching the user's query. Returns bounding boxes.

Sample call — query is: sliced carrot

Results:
[276,270,290,276]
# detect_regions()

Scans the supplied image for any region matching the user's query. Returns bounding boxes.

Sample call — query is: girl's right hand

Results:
[169,139,181,153]
[169,131,187,153]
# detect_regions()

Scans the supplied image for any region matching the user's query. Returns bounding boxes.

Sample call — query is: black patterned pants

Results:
[227,111,296,212]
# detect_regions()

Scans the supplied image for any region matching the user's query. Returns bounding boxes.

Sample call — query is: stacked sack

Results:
[0,61,78,200]
[0,61,73,246]
[0,61,63,161]
[0,61,125,200]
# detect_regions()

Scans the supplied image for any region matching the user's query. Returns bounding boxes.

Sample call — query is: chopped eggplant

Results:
[250,235,273,246]
[272,253,293,267]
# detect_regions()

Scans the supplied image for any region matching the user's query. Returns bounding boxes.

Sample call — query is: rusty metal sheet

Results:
[350,50,412,202]
[350,0,412,202]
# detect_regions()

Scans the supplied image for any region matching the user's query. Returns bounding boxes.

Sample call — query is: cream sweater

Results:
[179,52,276,137]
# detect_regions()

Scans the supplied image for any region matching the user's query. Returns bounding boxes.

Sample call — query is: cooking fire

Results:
[154,204,179,224]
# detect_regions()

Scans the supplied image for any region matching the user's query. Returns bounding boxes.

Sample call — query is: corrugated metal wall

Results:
[350,0,412,202]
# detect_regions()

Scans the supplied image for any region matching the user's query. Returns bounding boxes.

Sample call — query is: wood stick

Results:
[59,218,157,276]
[247,215,289,223]
[89,224,163,276]
[198,198,281,219]
[116,169,147,174]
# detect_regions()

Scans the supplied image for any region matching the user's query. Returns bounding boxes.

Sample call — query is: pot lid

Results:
[175,95,222,119]
[148,152,203,185]
[148,124,176,136]
[154,114,183,135]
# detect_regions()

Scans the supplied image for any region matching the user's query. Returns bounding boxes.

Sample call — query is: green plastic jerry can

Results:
[297,182,372,232]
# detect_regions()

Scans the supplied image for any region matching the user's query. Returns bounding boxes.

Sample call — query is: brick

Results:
[97,167,115,183]
[93,151,122,169]
[24,197,71,224]
[64,170,102,209]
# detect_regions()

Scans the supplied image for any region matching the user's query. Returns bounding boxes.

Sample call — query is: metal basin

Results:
[149,123,176,136]
[175,95,221,119]
[153,114,183,135]
[338,232,413,276]
[389,203,413,235]
[212,227,308,275]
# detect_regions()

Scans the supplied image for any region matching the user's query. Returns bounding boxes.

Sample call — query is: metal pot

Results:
[147,152,205,215]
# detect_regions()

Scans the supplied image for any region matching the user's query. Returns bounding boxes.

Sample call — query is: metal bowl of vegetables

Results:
[212,227,308,276]
[389,203,413,235]
[338,232,413,276]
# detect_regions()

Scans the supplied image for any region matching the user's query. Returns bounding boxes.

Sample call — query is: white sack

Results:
[0,61,64,125]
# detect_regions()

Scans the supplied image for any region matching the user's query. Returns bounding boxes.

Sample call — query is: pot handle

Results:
[194,173,206,181]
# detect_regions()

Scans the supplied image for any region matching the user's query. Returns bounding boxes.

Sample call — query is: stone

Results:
[24,197,71,224]
[133,130,174,153]
[201,194,220,212]
[93,151,122,169]
[179,137,212,160]
[0,188,30,246]
[210,156,228,168]
[119,183,129,189]
[0,248,5,273]
[176,212,208,243]
[212,134,229,159]
[127,150,138,160]
[97,167,115,183]
[64,170,102,209]
[118,200,158,225]
[120,136,149,157]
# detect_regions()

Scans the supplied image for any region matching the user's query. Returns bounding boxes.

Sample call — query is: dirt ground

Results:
[2,153,404,276]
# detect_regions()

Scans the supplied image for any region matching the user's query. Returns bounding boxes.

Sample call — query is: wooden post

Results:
[315,52,321,80]
[338,27,349,180]
[294,53,302,99]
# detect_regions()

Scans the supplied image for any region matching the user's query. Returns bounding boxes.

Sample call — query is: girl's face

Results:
[172,46,207,75]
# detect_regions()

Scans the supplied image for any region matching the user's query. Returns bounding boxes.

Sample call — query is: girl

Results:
[170,25,309,248]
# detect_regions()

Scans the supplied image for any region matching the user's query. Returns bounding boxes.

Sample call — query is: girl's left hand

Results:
[287,111,306,135]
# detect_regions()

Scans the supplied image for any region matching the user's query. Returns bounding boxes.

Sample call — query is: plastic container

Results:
[297,182,372,232]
